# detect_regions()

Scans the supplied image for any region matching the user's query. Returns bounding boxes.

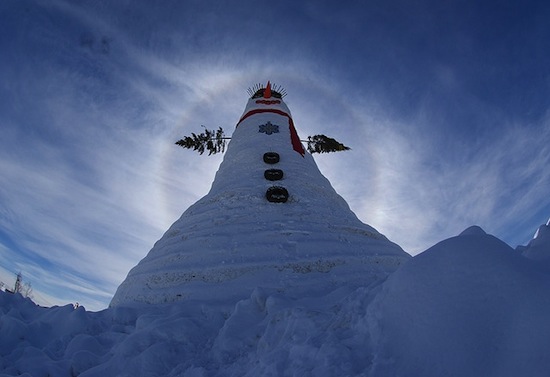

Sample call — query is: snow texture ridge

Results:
[519,218,550,263]
[111,93,409,307]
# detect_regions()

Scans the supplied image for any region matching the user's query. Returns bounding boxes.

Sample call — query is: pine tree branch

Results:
[304,134,351,154]
[175,126,227,155]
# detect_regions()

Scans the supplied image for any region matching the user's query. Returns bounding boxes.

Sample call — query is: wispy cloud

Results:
[335,110,550,254]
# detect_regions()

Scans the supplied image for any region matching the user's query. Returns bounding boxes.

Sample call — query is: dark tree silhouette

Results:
[175,127,228,155]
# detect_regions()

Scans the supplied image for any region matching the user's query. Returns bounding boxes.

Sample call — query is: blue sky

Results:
[1,0,549,310]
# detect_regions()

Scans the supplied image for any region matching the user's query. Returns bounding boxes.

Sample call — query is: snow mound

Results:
[3,227,550,376]
[519,218,550,262]
[458,224,486,236]
[367,228,550,376]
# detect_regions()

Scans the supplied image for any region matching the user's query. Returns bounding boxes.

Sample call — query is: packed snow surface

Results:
[2,226,550,376]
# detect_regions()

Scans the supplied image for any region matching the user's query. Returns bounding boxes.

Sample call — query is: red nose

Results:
[263,81,272,98]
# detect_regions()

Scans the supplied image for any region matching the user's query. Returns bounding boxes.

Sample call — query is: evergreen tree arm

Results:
[176,128,349,155]
[175,127,228,155]
[305,134,351,154]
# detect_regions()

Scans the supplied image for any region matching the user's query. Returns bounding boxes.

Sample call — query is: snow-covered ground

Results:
[1,222,549,377]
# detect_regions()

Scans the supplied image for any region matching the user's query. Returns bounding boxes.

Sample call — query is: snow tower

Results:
[111,82,410,307]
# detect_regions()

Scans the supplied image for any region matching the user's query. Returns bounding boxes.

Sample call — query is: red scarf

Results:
[236,109,305,157]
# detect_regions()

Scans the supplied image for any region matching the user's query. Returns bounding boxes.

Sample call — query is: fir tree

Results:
[175,127,228,155]
[306,134,351,154]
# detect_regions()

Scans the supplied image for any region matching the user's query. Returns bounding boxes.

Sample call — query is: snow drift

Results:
[367,225,550,376]
[2,224,550,376]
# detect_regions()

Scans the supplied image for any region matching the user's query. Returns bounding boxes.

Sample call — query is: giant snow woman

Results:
[111,82,410,307]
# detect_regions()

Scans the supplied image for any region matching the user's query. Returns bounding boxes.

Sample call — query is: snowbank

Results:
[367,226,550,376]
[518,218,550,263]
[3,225,550,376]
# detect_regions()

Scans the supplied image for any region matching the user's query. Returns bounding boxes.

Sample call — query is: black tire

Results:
[266,186,289,203]
[263,152,280,164]
[264,169,284,181]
